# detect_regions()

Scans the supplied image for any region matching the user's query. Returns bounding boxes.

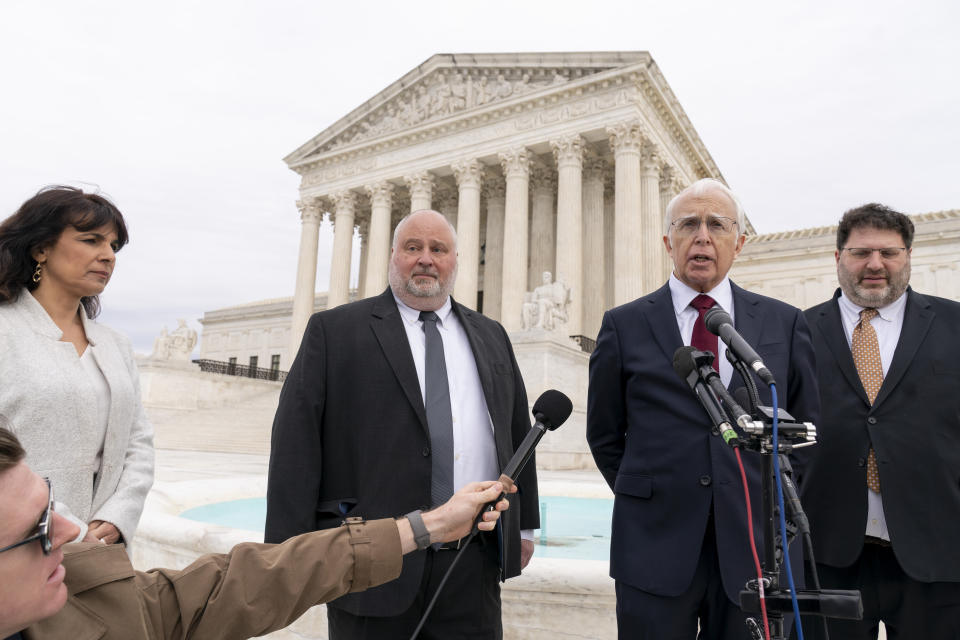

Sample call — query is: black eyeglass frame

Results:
[839,247,908,260]
[669,214,740,236]
[0,477,54,555]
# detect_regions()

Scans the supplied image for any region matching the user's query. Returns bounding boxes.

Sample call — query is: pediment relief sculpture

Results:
[324,67,607,152]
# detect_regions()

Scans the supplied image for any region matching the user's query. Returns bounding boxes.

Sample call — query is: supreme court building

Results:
[198,51,960,375]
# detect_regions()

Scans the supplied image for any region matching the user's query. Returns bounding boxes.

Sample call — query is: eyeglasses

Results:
[670,215,739,237]
[840,247,907,260]
[0,478,54,555]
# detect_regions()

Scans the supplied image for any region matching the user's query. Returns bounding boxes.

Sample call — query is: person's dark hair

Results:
[0,422,26,474]
[836,203,914,251]
[0,186,129,318]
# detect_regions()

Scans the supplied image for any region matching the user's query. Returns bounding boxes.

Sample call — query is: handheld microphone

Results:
[673,346,740,448]
[413,390,571,640]
[479,389,573,519]
[704,306,776,386]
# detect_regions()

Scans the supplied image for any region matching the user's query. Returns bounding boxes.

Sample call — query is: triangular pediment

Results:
[285,52,651,166]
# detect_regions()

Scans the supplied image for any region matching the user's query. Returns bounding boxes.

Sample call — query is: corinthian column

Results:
[404,171,434,212]
[327,190,356,309]
[363,181,393,296]
[289,199,323,361]
[659,166,681,283]
[551,134,584,336]
[482,172,506,322]
[499,148,530,332]
[582,154,606,339]
[356,214,369,299]
[452,159,483,309]
[435,186,458,229]
[640,142,663,294]
[528,165,556,289]
[607,121,644,305]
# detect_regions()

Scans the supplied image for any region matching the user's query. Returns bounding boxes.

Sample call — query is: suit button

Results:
[857,458,866,467]
[867,417,877,425]
[422,446,430,457]
[699,475,712,487]
[711,427,720,436]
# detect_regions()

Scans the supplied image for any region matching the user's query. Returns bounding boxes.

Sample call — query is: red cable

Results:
[735,446,771,640]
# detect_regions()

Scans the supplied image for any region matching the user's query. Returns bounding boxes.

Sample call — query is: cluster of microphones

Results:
[672,306,816,449]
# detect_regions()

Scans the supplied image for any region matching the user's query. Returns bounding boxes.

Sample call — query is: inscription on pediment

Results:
[321,67,609,153]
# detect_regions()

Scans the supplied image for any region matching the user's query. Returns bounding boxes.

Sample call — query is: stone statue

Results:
[521,271,571,332]
[150,319,197,361]
[151,327,171,360]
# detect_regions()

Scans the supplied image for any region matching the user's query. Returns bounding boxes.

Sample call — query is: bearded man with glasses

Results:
[799,203,960,639]
[587,178,819,639]
[0,422,511,640]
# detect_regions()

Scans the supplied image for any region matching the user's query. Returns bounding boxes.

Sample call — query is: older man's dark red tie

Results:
[691,294,719,371]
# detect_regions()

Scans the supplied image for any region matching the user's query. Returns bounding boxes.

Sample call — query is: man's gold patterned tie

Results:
[852,308,883,493]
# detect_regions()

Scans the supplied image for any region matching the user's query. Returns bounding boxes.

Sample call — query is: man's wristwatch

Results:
[404,510,432,551]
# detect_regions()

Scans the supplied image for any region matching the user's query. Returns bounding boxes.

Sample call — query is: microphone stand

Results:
[728,357,863,640]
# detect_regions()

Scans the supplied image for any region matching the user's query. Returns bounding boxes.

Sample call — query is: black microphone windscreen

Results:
[704,306,732,336]
[672,345,698,379]
[532,390,573,431]
[733,386,751,411]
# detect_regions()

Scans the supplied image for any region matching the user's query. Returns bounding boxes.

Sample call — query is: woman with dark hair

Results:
[0,185,154,547]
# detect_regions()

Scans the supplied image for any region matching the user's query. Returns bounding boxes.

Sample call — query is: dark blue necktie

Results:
[420,311,454,507]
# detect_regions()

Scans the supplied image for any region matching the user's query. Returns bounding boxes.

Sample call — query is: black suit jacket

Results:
[264,289,539,616]
[802,288,960,582]
[587,282,819,602]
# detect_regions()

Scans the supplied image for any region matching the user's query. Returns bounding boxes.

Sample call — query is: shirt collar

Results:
[668,273,734,317]
[837,288,908,323]
[393,293,453,326]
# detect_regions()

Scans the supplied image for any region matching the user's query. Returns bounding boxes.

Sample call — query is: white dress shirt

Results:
[669,274,736,387]
[394,295,535,541]
[837,290,908,541]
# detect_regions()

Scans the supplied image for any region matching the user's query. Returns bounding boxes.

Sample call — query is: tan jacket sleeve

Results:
[141,518,402,639]
[30,518,402,640]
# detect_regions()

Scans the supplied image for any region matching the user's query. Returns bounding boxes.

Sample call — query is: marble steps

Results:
[147,389,280,455]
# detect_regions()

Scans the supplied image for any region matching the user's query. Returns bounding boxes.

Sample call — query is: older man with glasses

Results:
[0,423,511,640]
[587,178,820,639]
[798,203,960,639]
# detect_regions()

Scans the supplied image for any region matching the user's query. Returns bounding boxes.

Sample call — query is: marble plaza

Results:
[138,51,926,639]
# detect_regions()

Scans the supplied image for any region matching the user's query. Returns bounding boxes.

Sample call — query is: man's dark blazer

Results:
[802,287,960,582]
[264,288,539,617]
[587,281,819,602]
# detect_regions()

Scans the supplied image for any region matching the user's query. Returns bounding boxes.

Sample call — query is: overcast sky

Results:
[1,0,957,353]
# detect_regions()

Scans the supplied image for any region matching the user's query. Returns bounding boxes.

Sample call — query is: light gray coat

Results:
[0,290,154,543]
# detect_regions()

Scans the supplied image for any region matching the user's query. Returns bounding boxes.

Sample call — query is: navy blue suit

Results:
[587,282,820,610]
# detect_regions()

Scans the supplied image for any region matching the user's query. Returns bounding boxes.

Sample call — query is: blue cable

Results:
[771,382,803,639]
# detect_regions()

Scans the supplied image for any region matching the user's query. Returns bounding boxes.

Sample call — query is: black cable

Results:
[408,531,478,640]
[738,357,762,411]
[801,531,830,640]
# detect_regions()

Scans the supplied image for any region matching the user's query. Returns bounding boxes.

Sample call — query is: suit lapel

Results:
[646,284,684,363]
[452,301,497,408]
[731,283,763,352]
[815,291,871,407]
[369,290,429,433]
[452,301,514,462]
[873,288,933,409]
[728,284,766,391]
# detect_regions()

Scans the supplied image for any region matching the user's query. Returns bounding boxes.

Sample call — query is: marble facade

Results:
[282,52,732,359]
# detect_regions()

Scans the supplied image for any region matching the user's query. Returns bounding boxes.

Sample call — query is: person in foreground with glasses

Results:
[0,422,511,640]
[798,203,960,638]
[587,178,819,638]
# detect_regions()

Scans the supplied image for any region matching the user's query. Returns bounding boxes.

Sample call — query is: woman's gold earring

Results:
[32,262,42,283]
